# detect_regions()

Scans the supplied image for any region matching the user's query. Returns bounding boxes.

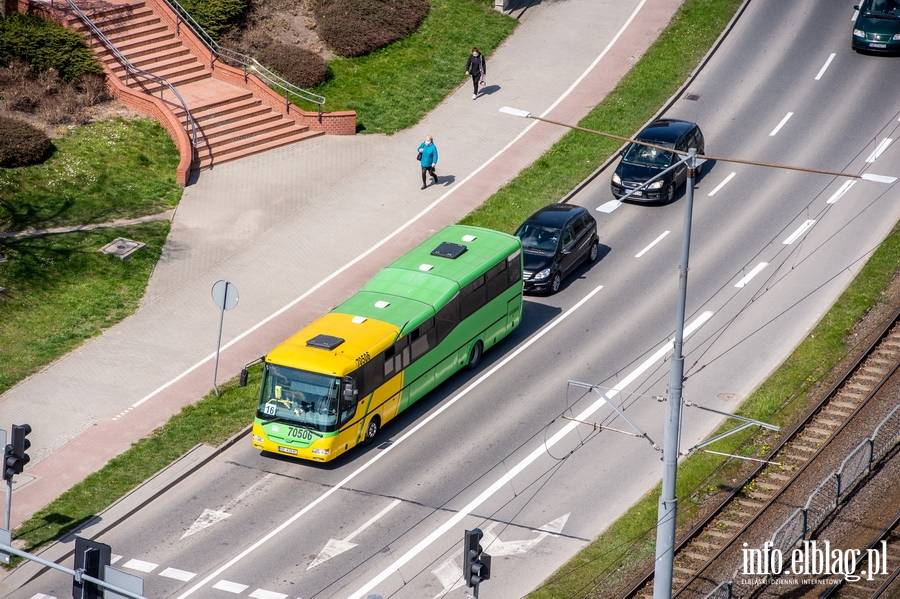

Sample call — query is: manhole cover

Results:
[684,93,701,101]
[717,392,741,402]
[99,237,145,259]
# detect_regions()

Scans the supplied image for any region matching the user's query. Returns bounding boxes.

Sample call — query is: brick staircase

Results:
[32,0,355,183]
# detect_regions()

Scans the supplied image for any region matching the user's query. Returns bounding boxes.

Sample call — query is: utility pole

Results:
[652,149,698,599]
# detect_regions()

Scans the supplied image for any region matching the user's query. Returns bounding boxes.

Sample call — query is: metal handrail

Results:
[65,0,199,153]
[161,0,326,114]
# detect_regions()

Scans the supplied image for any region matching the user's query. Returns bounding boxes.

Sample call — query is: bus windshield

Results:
[258,364,341,431]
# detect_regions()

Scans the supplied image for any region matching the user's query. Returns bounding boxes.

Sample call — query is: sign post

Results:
[211,280,239,396]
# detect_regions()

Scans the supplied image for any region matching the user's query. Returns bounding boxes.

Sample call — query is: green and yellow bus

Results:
[243,225,524,462]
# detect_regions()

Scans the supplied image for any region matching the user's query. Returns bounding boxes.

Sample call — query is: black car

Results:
[610,119,705,204]
[853,0,900,53]
[514,203,599,294]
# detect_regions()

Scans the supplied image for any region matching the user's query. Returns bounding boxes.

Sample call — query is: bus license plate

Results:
[278,446,299,455]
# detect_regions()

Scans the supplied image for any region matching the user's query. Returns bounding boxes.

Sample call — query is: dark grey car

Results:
[515,204,599,294]
[611,119,705,204]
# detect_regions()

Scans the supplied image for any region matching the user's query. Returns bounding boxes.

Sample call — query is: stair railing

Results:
[161,0,326,117]
[64,0,199,155]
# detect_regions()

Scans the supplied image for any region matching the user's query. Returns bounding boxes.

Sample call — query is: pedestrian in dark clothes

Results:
[465,47,486,99]
[418,135,438,189]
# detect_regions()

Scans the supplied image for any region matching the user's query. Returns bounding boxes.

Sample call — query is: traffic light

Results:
[464,528,491,589]
[73,537,111,599]
[3,423,31,481]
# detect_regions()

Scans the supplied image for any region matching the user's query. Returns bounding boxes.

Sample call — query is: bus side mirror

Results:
[239,368,249,387]
[342,376,357,404]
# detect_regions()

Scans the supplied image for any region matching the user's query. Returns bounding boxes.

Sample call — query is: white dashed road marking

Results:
[708,172,736,196]
[159,567,197,581]
[122,558,158,573]
[815,53,835,80]
[213,580,249,594]
[635,231,670,258]
[866,138,893,163]
[735,262,769,288]
[827,180,856,204]
[783,220,815,245]
[769,112,793,136]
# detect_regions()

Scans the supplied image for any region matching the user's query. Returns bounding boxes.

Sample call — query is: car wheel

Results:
[549,271,562,294]
[588,239,599,263]
[465,340,483,370]
[665,183,675,204]
[362,416,380,445]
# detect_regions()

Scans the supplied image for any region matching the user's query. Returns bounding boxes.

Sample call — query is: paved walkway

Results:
[0,0,679,533]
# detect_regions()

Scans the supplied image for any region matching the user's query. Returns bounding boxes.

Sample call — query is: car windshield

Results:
[258,364,340,430]
[865,0,900,15]
[623,141,676,168]
[516,223,560,254]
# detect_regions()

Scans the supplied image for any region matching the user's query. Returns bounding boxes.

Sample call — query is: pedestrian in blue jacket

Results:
[418,136,439,189]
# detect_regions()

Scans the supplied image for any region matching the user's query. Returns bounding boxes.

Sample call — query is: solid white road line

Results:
[635,231,670,258]
[827,180,856,204]
[783,220,816,245]
[122,0,650,418]
[708,172,736,197]
[735,263,769,288]
[866,138,893,163]
[346,311,715,599]
[769,112,793,137]
[815,53,836,80]
[175,284,606,599]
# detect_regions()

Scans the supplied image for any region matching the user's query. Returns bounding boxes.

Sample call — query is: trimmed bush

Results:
[178,0,251,40]
[256,43,328,88]
[311,0,430,58]
[0,117,52,168]
[0,14,102,82]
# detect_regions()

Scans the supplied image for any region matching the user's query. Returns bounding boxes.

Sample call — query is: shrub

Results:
[177,0,251,40]
[0,117,52,168]
[256,43,328,88]
[0,14,102,82]
[311,0,430,58]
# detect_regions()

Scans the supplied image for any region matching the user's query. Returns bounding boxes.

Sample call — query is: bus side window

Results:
[485,259,508,302]
[383,336,410,378]
[410,318,435,361]
[359,353,384,398]
[436,294,460,344]
[460,275,486,320]
[508,250,522,286]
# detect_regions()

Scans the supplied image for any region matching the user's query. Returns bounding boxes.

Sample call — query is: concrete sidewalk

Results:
[0,0,678,532]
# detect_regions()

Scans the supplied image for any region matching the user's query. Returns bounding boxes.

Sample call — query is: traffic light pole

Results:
[4,479,10,531]
[0,537,147,599]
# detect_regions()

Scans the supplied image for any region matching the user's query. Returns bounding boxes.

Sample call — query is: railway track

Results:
[618,306,900,599]
[821,509,900,599]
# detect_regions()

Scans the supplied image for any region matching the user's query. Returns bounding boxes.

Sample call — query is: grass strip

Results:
[525,222,900,599]
[310,0,517,134]
[15,370,260,551]
[461,0,744,233]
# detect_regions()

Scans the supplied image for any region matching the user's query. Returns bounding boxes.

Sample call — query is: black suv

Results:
[515,204,599,294]
[611,119,705,204]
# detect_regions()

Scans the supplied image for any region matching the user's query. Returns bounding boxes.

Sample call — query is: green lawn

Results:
[0,119,181,396]
[8,4,900,599]
[310,0,517,134]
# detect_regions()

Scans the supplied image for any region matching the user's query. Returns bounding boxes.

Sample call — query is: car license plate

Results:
[277,445,299,455]
[870,42,887,48]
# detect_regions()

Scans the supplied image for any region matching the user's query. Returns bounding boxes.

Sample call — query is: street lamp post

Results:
[497,106,896,597]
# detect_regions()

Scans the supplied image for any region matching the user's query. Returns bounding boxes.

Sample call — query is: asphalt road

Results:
[12,0,900,598]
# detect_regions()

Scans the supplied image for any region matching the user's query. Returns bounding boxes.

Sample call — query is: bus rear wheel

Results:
[362,416,380,445]
[465,340,483,370]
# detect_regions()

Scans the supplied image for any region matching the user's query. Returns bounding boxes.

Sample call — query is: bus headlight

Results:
[252,435,264,443]
[312,448,330,456]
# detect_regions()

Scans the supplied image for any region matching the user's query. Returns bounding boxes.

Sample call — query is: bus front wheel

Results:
[465,341,483,370]
[362,416,380,445]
